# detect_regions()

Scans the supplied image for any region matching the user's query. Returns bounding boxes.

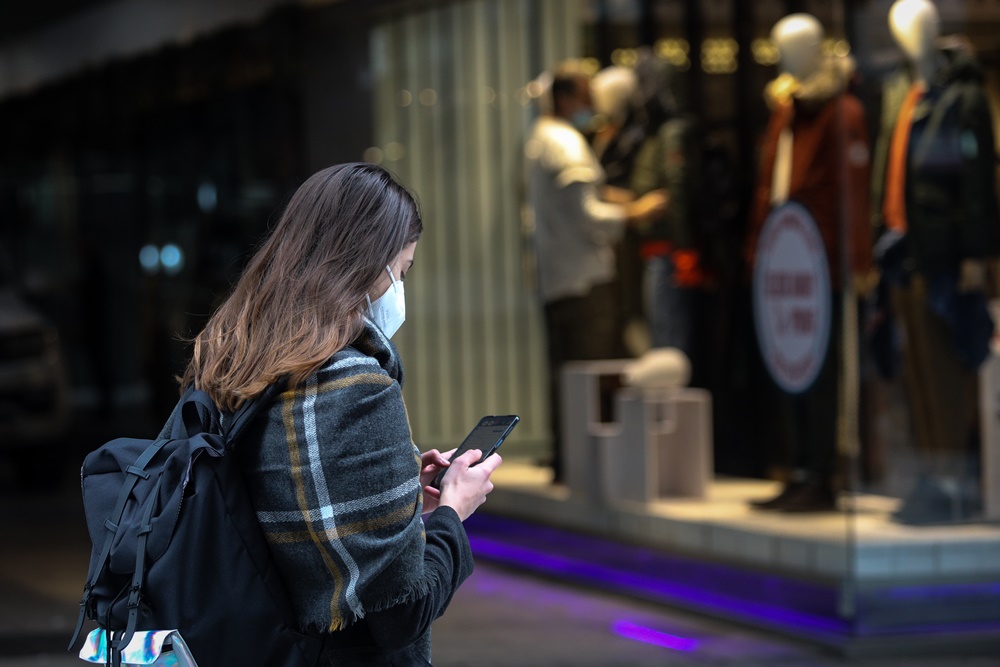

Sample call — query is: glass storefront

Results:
[1,0,998,652]
[365,0,1000,650]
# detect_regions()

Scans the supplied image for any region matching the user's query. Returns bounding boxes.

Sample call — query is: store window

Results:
[371,0,1000,649]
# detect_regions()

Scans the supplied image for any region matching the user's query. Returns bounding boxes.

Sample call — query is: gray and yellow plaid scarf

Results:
[176,322,428,633]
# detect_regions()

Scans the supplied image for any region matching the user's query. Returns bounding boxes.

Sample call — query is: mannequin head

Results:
[889,0,940,64]
[590,65,637,155]
[591,66,637,130]
[771,14,824,82]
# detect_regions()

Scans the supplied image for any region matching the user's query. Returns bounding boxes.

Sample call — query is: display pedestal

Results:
[561,360,713,504]
[561,360,630,504]
[604,387,713,501]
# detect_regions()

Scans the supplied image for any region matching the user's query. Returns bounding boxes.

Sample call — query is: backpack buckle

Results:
[126,585,142,609]
[68,584,95,650]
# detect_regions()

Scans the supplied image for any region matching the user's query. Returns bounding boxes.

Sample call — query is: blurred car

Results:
[0,279,71,450]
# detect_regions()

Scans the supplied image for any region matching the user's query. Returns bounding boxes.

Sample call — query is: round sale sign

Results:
[752,202,831,394]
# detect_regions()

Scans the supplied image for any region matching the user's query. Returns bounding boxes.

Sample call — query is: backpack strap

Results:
[224,379,287,445]
[109,475,162,665]
[68,437,173,650]
[180,391,219,438]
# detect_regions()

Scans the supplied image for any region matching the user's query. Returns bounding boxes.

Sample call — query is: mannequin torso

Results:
[878,0,999,283]
[747,14,872,286]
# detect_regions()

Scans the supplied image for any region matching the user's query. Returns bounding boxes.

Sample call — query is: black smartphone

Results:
[430,415,519,489]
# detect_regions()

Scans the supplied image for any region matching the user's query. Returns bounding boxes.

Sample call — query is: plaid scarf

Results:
[167,321,428,633]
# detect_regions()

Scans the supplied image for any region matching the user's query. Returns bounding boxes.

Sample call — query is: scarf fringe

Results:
[302,576,435,635]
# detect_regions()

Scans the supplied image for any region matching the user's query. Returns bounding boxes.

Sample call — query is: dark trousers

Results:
[543,281,619,482]
[891,275,980,474]
[774,298,842,482]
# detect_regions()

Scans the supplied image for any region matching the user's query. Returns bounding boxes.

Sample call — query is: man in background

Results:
[525,59,668,483]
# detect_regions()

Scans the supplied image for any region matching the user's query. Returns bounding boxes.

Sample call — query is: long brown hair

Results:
[181,162,422,411]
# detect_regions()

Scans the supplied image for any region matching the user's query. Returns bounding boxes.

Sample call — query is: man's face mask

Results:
[367,265,406,338]
[570,108,596,133]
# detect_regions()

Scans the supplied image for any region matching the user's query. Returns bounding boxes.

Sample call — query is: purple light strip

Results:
[466,514,1000,641]
[467,534,848,637]
[613,620,699,652]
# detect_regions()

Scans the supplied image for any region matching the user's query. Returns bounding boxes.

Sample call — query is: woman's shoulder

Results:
[316,321,402,384]
[318,344,387,382]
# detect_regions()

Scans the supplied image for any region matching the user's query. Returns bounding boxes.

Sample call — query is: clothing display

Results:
[872,47,1000,275]
[237,322,474,663]
[747,64,872,289]
[630,115,703,355]
[871,42,1000,523]
[745,53,872,510]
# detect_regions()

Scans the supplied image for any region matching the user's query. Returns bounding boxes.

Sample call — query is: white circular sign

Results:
[752,202,831,394]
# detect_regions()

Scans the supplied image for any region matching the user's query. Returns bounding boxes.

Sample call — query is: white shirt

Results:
[525,116,626,303]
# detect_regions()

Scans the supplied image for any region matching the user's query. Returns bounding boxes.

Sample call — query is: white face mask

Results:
[367,265,406,338]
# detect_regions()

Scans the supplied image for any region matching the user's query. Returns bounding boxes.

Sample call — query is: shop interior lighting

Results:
[138,244,184,276]
[752,38,780,66]
[701,38,739,74]
[159,244,184,275]
[418,88,438,106]
[823,38,851,57]
[384,142,406,161]
[655,38,691,70]
[581,58,601,75]
[611,48,638,67]
[525,80,544,99]
[196,182,217,214]
[752,37,848,67]
[138,245,159,275]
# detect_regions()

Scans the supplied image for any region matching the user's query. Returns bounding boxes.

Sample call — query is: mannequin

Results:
[591,64,646,356]
[873,0,1000,524]
[745,14,872,512]
[625,48,707,366]
[590,66,637,160]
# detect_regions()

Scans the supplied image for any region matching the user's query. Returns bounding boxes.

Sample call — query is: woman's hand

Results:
[419,449,454,514]
[437,449,503,521]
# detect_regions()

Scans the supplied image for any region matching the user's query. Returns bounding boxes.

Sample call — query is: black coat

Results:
[872,47,1000,274]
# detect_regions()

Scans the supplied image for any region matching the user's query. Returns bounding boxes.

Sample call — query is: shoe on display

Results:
[749,478,838,512]
[891,474,980,526]
[776,479,838,513]
[749,480,808,510]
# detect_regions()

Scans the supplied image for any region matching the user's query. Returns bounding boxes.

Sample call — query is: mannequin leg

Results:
[751,298,841,512]
[891,275,981,523]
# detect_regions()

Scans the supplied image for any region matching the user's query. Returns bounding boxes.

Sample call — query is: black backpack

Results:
[68,383,321,666]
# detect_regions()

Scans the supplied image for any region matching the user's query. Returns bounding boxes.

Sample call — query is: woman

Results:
[179,162,501,665]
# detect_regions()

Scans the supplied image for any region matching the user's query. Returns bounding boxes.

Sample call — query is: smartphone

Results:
[430,415,519,489]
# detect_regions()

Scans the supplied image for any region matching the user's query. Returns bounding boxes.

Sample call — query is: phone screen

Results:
[431,415,519,489]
